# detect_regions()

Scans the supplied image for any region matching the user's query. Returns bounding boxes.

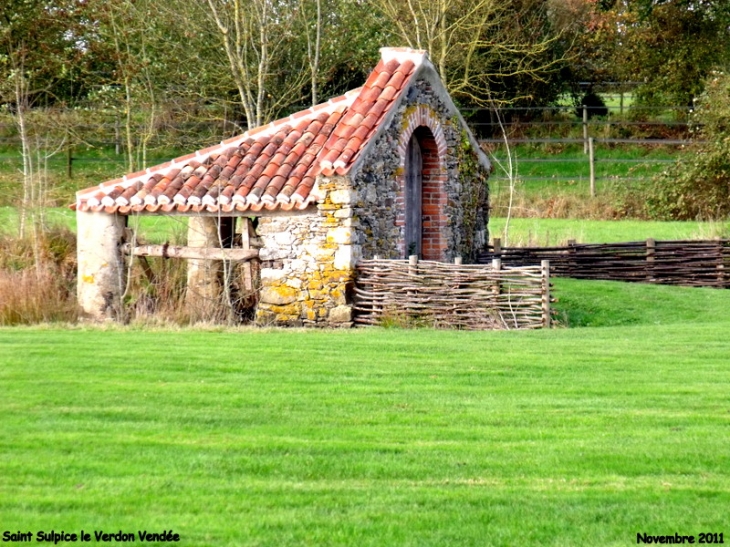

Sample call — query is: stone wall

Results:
[255,175,358,326]
[351,79,489,262]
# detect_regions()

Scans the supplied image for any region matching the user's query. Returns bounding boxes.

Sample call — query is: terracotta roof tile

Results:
[74,48,428,214]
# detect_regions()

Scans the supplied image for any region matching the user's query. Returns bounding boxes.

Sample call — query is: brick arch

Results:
[395,105,448,261]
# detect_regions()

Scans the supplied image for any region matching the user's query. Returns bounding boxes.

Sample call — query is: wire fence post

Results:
[589,137,596,197]
[583,105,589,154]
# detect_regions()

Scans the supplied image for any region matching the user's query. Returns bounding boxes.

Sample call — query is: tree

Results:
[547,0,623,100]
[616,0,730,106]
[194,0,310,128]
[638,71,730,220]
[0,0,81,237]
[372,0,569,106]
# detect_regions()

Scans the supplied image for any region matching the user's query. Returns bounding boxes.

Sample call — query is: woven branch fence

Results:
[354,257,553,330]
[478,239,730,288]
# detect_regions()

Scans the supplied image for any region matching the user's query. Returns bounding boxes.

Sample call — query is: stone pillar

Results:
[186,216,222,319]
[77,210,127,320]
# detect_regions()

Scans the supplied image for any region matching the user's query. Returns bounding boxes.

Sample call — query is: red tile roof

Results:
[74,48,426,214]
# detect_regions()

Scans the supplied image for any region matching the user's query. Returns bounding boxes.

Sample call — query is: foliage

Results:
[617,0,730,107]
[549,0,730,108]
[638,72,730,220]
[574,91,608,119]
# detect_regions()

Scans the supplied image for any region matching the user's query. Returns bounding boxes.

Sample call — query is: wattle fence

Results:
[353,257,553,330]
[477,238,730,288]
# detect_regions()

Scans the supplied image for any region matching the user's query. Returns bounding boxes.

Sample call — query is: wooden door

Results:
[405,133,422,257]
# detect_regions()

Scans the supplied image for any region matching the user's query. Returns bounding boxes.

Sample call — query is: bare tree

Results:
[373,0,568,105]
[299,0,323,106]
[0,3,69,241]
[201,0,308,128]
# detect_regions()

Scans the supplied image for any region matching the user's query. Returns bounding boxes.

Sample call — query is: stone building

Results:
[73,47,491,326]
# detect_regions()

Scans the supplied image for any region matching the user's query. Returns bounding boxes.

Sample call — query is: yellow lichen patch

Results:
[330,287,346,306]
[259,284,300,306]
[307,289,329,301]
[302,299,318,321]
[82,274,95,284]
[267,303,301,317]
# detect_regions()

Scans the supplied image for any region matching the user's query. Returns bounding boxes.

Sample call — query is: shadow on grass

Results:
[553,277,730,328]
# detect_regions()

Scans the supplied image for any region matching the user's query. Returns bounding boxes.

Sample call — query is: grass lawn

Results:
[1,279,729,546]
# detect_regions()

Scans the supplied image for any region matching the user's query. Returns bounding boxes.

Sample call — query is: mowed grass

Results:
[2,281,730,546]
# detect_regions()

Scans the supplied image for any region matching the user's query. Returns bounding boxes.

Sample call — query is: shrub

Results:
[637,71,730,220]
[575,92,609,119]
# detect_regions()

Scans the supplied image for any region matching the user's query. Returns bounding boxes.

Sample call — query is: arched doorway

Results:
[404,132,422,257]
[402,126,445,260]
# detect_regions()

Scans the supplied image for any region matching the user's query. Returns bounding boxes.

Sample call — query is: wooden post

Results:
[408,254,418,276]
[454,256,463,265]
[567,239,576,278]
[541,260,551,328]
[407,255,418,320]
[646,238,655,282]
[372,255,382,319]
[589,137,596,197]
[492,257,502,300]
[716,240,725,288]
[492,237,502,258]
[583,105,589,154]
[240,218,254,293]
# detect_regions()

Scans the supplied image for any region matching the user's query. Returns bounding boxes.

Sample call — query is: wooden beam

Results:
[240,218,254,292]
[122,243,259,261]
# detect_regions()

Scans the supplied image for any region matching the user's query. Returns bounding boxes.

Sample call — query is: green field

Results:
[489,217,729,246]
[4,206,726,248]
[1,279,730,546]
[489,145,678,192]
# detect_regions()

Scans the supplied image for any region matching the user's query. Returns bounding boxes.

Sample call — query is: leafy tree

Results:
[616,0,730,106]
[639,71,730,220]
[547,0,623,101]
